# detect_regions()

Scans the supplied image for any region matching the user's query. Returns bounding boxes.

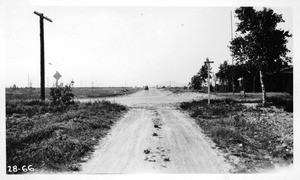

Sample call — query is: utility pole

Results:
[205,58,214,105]
[231,11,235,95]
[34,11,52,100]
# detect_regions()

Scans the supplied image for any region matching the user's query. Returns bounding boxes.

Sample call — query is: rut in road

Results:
[79,89,233,173]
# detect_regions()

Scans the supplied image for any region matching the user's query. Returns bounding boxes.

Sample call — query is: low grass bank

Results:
[73,87,141,98]
[6,100,127,174]
[165,88,293,113]
[216,92,293,112]
[161,87,193,94]
[6,87,142,101]
[180,99,293,173]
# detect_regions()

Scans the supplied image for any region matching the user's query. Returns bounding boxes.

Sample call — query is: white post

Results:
[208,61,210,104]
[205,58,214,105]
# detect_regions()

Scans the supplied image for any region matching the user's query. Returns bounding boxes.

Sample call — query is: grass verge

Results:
[6,87,142,101]
[6,99,127,174]
[180,99,293,173]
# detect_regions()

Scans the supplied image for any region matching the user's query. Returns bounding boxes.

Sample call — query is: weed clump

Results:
[50,84,75,108]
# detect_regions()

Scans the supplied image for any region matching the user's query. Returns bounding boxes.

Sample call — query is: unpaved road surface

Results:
[79,88,232,173]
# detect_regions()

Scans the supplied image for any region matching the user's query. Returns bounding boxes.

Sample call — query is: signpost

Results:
[34,11,52,100]
[205,58,214,104]
[53,71,62,87]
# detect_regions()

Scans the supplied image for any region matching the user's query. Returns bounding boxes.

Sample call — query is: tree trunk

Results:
[259,68,266,106]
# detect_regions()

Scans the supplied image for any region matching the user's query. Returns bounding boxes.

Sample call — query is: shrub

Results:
[50,84,74,107]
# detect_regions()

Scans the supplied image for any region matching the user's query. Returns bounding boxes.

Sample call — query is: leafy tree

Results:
[230,7,291,105]
[189,61,212,90]
[189,74,202,90]
[216,61,232,91]
[199,63,212,83]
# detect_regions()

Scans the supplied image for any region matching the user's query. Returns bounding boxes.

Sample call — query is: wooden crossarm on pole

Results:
[34,11,53,22]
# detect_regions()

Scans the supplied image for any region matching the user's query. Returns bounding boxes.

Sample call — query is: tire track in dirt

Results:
[143,109,171,169]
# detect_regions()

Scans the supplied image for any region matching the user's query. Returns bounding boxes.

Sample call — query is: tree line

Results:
[189,7,292,105]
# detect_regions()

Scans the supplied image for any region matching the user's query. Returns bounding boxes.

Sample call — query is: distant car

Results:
[145,86,149,90]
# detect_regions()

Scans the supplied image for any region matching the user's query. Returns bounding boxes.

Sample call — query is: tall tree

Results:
[216,61,231,91]
[189,74,202,90]
[230,7,291,105]
[189,62,212,90]
[199,63,212,83]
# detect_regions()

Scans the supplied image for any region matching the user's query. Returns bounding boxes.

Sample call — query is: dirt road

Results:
[79,88,232,173]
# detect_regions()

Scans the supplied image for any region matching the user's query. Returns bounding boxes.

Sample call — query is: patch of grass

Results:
[215,92,293,112]
[6,100,51,117]
[163,87,193,94]
[6,100,127,174]
[180,99,243,119]
[6,88,51,101]
[6,87,142,101]
[180,99,293,173]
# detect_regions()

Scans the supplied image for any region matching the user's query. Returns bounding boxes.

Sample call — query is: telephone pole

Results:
[34,11,52,100]
[205,58,214,105]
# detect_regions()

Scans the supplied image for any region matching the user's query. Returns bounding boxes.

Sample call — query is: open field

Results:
[6,99,128,174]
[5,87,142,101]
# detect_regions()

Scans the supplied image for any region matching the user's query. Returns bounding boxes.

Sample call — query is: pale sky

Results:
[4,6,293,87]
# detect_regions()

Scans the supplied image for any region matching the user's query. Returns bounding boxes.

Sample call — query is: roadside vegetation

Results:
[6,84,128,174]
[187,7,292,106]
[180,99,293,173]
[161,86,193,94]
[6,86,141,101]
[165,86,293,113]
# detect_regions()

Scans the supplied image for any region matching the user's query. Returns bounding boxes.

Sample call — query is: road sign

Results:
[53,71,62,80]
[53,71,62,87]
